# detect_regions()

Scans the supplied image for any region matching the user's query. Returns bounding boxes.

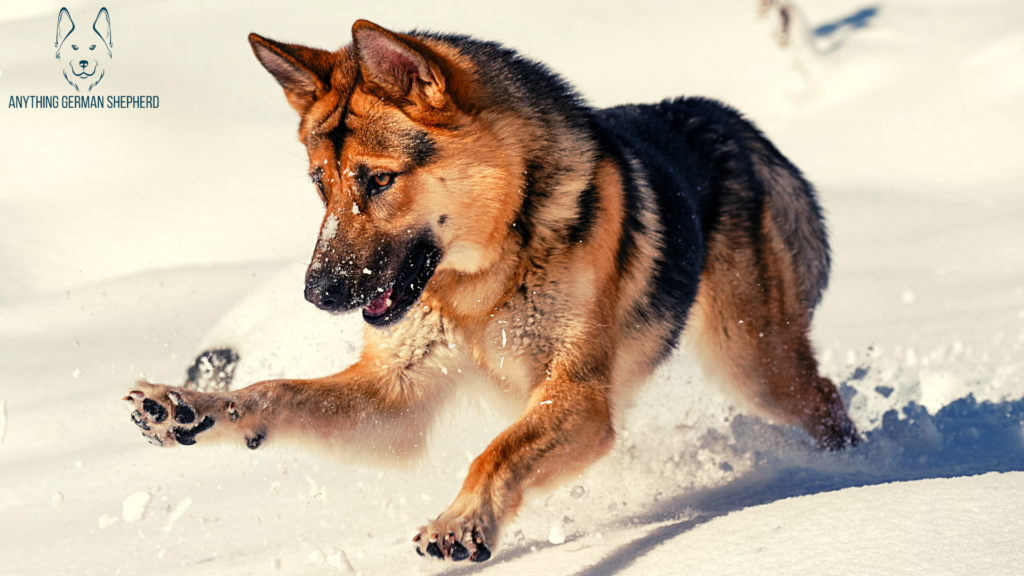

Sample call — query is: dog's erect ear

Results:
[93,7,112,56]
[55,7,75,58]
[249,34,337,117]
[351,20,449,113]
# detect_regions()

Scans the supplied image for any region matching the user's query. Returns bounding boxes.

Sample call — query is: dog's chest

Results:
[469,292,561,395]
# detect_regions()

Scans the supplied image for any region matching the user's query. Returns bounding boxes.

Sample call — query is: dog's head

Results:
[56,7,112,92]
[250,21,538,326]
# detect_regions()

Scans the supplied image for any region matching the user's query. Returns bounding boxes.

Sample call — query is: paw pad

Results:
[245,432,265,450]
[168,391,196,424]
[125,384,223,448]
[141,398,167,423]
[173,415,215,445]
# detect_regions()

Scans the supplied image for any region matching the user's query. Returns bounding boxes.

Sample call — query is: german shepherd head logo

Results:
[55,7,112,92]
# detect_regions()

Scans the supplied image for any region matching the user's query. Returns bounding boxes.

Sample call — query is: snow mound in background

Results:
[198,263,363,385]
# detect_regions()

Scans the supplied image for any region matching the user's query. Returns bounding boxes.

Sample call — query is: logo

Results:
[7,5,159,110]
[55,6,113,92]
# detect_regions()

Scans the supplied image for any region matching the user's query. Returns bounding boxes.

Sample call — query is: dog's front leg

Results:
[415,362,616,562]
[124,355,453,462]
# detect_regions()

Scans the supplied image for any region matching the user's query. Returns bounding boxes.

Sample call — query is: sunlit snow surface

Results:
[1,0,1023,574]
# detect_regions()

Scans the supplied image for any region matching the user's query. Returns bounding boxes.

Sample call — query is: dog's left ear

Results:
[249,34,339,117]
[352,20,452,117]
[93,7,112,57]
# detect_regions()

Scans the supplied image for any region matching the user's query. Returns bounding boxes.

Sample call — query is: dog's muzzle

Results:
[304,277,348,313]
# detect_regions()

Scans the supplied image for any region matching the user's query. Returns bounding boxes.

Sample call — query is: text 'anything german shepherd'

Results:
[124,20,858,562]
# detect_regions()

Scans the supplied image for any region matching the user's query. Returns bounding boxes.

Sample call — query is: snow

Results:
[549,519,567,546]
[320,214,340,246]
[1,0,1023,575]
[97,514,118,530]
[122,490,153,523]
[309,547,357,573]
[164,497,192,532]
[622,473,1024,575]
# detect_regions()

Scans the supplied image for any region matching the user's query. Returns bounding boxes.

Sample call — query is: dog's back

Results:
[593,96,830,319]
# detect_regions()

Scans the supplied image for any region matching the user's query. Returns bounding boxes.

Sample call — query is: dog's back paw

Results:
[184,348,240,392]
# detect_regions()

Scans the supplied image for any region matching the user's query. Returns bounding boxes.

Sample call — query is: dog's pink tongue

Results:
[364,286,393,316]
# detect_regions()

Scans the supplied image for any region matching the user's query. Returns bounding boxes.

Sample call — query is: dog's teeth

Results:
[385,298,392,307]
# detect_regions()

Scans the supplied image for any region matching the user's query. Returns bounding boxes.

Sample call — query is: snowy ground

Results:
[1,1,1023,574]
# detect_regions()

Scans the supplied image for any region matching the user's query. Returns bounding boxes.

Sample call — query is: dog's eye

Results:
[72,45,78,50]
[367,173,396,196]
[90,45,96,50]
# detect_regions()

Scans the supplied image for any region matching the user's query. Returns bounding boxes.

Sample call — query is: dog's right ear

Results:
[248,34,335,116]
[55,7,75,58]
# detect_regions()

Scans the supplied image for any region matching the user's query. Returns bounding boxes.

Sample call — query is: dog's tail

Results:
[746,133,831,311]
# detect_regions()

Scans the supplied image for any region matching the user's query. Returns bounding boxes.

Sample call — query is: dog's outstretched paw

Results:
[413,518,494,562]
[123,382,227,447]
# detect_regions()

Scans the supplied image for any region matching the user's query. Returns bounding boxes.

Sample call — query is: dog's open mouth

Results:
[361,243,441,326]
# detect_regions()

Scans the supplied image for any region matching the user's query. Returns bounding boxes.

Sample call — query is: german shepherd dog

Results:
[124,20,858,562]
[55,7,113,92]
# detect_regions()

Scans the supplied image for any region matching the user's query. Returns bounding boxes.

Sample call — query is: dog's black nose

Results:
[79,60,88,68]
[304,278,348,312]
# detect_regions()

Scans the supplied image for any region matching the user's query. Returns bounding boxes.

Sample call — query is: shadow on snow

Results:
[808,5,882,54]
[813,6,881,38]
[574,393,1024,575]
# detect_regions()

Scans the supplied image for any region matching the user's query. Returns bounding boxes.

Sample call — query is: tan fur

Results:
[124,20,855,563]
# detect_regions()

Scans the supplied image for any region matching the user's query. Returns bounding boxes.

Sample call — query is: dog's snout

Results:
[78,60,88,68]
[305,278,348,312]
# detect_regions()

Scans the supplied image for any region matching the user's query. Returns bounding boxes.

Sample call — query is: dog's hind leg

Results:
[688,198,857,450]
